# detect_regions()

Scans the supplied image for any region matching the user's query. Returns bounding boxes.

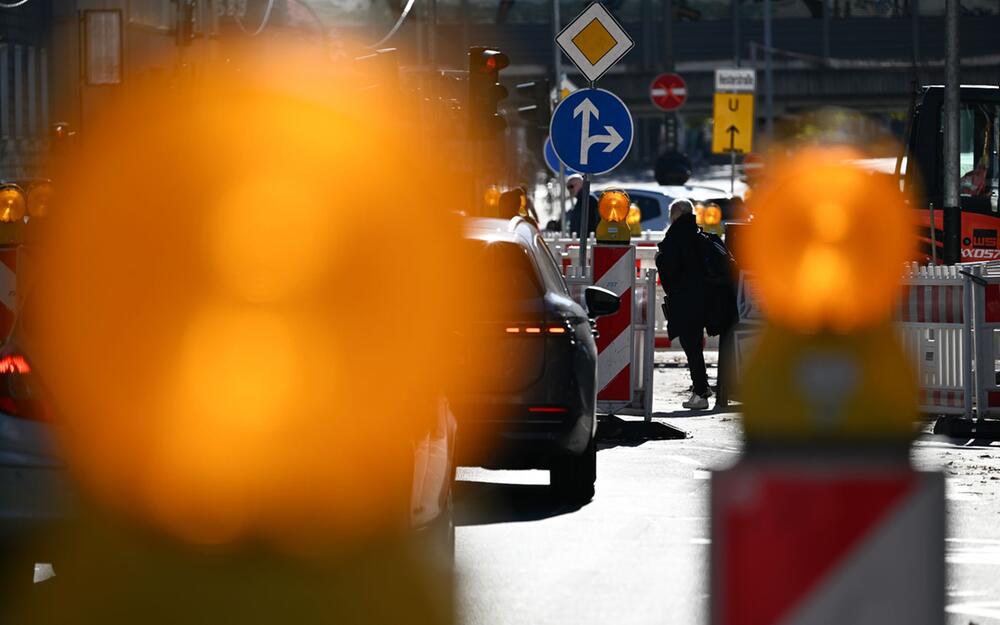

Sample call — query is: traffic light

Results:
[467,46,509,139]
[515,80,551,130]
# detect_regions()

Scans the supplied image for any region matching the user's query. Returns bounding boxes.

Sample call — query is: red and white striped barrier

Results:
[544,232,672,348]
[711,463,945,625]
[564,250,658,420]
[593,245,635,406]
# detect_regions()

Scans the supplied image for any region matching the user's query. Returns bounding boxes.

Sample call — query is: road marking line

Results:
[664,454,703,467]
[681,444,741,454]
[946,601,1000,620]
[948,590,990,598]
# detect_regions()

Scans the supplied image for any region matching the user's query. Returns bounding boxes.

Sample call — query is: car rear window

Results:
[464,240,544,302]
[631,194,663,222]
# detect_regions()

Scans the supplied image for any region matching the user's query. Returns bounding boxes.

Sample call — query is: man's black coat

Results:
[655,213,706,339]
[566,193,599,236]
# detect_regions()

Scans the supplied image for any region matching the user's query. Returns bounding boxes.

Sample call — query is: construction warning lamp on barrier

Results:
[702,203,722,226]
[596,189,631,243]
[0,185,26,223]
[484,185,501,213]
[738,146,918,445]
[627,203,641,236]
[27,181,53,218]
[744,147,912,333]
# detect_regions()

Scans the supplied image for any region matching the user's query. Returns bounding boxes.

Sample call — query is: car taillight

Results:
[528,406,568,414]
[0,354,30,374]
[0,352,49,421]
[504,323,569,335]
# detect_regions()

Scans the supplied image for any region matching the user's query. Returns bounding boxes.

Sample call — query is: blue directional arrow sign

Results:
[543,136,578,176]
[549,88,633,175]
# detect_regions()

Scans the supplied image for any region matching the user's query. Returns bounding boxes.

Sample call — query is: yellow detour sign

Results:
[740,323,918,444]
[711,93,754,154]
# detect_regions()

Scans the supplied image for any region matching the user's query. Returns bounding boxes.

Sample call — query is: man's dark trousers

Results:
[679,331,709,397]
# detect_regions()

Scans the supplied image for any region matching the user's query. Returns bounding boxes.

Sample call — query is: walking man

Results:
[655,199,711,410]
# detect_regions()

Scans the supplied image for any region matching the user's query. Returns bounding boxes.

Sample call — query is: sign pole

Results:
[559,162,568,233]
[579,173,590,271]
[730,152,736,196]
[552,0,567,234]
[577,77,596,273]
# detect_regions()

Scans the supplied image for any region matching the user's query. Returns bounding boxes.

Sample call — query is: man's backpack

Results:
[698,230,737,286]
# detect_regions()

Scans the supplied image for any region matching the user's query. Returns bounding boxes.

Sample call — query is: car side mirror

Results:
[585,286,620,318]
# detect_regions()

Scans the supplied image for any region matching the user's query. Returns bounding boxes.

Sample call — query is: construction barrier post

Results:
[712,149,945,625]
[593,243,635,414]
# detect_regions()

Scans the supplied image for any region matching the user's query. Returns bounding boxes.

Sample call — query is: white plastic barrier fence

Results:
[733,263,979,418]
[564,259,657,421]
[898,263,975,416]
[971,262,1000,418]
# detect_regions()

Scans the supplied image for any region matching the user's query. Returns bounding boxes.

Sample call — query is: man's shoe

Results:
[685,385,713,398]
[682,393,710,410]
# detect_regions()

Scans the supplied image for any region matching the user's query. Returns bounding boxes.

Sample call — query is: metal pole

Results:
[553,0,567,233]
[578,80,595,271]
[822,0,831,60]
[929,202,938,264]
[732,0,741,67]
[560,163,568,232]
[579,173,590,270]
[911,0,920,66]
[730,152,736,195]
[664,0,674,70]
[428,0,437,68]
[764,0,774,143]
[942,0,961,264]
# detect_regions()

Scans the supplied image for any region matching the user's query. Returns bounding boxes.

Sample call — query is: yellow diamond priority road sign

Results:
[556,2,634,84]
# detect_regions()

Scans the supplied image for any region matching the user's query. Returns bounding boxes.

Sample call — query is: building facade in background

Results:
[0,0,995,176]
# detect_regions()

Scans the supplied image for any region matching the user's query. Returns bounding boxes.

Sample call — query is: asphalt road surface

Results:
[454,351,1000,625]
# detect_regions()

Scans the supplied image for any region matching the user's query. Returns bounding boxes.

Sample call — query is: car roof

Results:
[594,181,731,200]
[464,216,538,246]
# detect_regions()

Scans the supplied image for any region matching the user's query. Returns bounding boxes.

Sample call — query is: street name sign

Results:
[556,3,634,84]
[712,92,754,154]
[550,88,633,175]
[650,72,687,111]
[544,135,578,175]
[714,68,756,92]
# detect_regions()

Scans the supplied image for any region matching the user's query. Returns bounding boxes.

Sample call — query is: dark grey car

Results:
[453,216,618,502]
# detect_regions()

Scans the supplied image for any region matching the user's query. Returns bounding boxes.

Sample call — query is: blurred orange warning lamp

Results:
[0,185,25,223]
[743,146,913,333]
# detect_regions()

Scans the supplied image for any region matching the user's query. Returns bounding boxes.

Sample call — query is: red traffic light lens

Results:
[484,52,509,73]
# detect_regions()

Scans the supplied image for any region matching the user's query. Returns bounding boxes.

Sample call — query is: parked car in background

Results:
[593,181,745,235]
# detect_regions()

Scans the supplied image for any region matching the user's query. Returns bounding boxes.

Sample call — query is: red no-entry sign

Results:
[650,73,687,111]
